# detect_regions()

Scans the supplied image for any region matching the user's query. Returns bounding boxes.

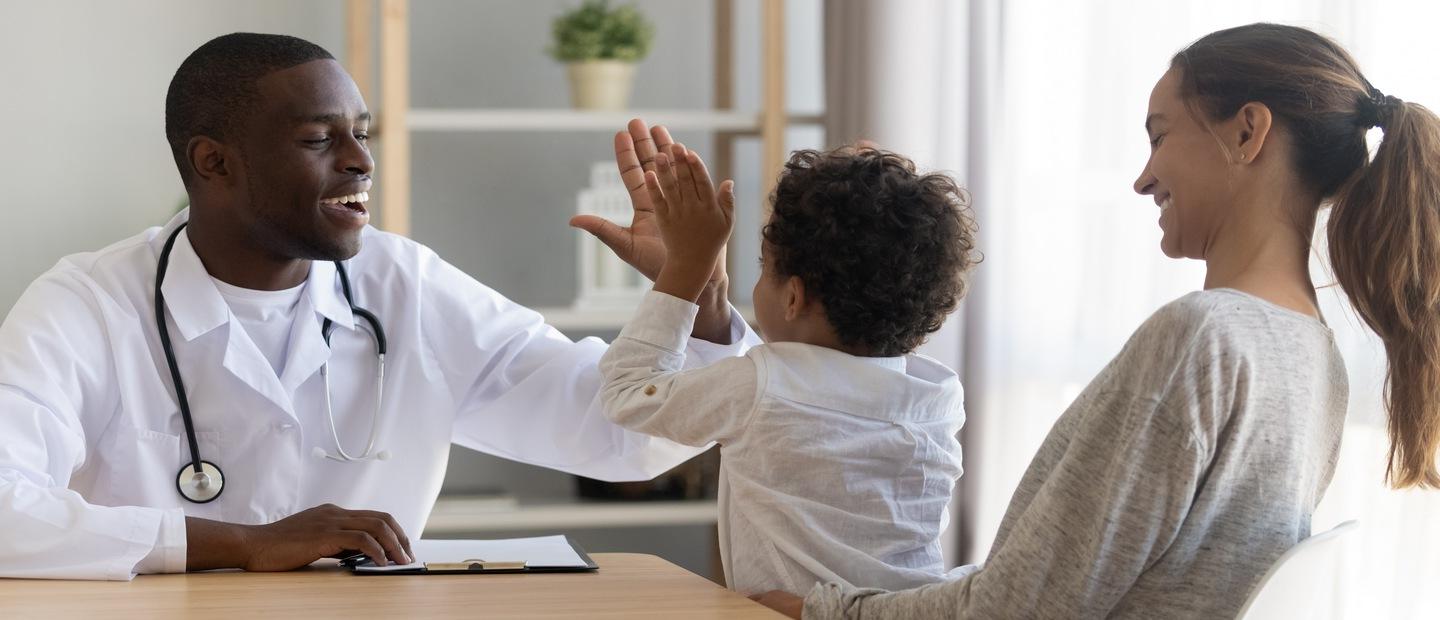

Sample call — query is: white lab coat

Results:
[0,210,754,580]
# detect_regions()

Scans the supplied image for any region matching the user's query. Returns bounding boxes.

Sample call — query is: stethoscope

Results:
[155,222,389,504]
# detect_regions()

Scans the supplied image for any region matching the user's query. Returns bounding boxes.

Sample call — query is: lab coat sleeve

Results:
[420,249,753,482]
[597,291,763,446]
[0,271,187,580]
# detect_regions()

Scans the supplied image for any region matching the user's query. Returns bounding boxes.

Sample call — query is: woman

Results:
[756,22,1440,619]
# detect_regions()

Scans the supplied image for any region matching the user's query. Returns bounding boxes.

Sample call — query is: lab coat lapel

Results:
[160,226,297,417]
[220,320,296,415]
[279,260,355,394]
[157,228,228,341]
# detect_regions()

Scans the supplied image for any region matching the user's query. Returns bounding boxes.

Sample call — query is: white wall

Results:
[0,0,346,312]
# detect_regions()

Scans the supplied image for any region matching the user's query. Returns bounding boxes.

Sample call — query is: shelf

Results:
[535,304,757,331]
[409,109,763,132]
[407,109,824,133]
[424,497,719,534]
[351,0,794,237]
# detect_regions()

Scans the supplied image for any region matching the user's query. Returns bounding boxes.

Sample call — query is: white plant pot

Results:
[566,60,637,110]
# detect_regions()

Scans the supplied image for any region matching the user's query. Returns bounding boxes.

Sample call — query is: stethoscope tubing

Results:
[155,223,208,491]
[156,222,389,503]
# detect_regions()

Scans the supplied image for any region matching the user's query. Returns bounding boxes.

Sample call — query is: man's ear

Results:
[186,136,235,185]
[783,275,806,322]
[1230,101,1273,164]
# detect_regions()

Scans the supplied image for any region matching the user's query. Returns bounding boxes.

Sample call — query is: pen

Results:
[338,553,373,568]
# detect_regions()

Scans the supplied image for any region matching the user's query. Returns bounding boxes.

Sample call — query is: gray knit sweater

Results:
[805,289,1348,619]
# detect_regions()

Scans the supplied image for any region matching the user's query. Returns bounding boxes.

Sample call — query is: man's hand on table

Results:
[186,503,413,572]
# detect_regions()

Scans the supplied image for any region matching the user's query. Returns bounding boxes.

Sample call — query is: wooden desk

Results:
[0,553,784,619]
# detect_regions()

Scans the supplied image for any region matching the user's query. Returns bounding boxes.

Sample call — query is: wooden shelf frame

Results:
[344,0,791,237]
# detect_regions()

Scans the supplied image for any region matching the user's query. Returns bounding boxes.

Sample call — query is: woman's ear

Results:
[783,275,806,322]
[1232,101,1273,164]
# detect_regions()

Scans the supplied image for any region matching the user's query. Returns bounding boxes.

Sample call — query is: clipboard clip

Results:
[425,558,528,571]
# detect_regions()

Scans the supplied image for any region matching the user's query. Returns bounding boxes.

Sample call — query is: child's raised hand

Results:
[647,143,736,302]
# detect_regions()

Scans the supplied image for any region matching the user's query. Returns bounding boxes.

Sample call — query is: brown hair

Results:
[1174,23,1440,488]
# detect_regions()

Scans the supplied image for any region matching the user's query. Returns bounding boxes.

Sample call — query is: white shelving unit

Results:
[344,4,795,578]
[347,0,794,325]
[536,304,757,332]
[347,0,791,240]
[407,108,824,133]
[409,108,763,132]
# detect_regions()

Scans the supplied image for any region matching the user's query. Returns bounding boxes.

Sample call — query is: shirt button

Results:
[643,385,657,396]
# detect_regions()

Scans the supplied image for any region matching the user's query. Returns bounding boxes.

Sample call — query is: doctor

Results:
[0,33,749,580]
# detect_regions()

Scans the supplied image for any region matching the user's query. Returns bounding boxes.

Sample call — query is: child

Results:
[598,144,980,596]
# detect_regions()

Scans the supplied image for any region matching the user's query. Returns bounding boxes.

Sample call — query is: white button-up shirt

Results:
[0,210,749,580]
[598,291,966,596]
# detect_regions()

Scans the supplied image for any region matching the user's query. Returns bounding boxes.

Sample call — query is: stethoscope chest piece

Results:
[175,460,225,504]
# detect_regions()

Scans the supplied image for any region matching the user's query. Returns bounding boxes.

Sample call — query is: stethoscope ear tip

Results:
[376,449,391,461]
[312,446,329,460]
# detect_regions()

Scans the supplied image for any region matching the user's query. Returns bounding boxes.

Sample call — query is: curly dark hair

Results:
[763,148,980,357]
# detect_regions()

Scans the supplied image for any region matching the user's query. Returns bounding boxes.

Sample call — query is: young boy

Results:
[598,144,979,596]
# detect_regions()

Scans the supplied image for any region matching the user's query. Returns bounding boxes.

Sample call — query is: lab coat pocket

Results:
[89,425,223,515]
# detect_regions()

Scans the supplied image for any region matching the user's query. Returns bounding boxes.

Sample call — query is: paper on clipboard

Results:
[353,535,590,573]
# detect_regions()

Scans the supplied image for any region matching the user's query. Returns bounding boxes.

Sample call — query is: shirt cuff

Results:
[617,290,700,354]
[133,507,188,574]
[686,304,759,364]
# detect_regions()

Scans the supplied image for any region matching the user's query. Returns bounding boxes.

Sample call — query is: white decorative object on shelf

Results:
[575,162,648,312]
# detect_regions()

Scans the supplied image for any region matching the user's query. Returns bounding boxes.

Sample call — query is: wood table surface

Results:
[0,553,786,619]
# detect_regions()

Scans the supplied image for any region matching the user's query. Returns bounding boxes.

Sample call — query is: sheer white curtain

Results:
[823,0,991,567]
[825,1,1439,615]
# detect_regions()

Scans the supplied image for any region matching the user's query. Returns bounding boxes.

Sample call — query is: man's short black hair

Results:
[165,33,335,186]
[763,148,980,357]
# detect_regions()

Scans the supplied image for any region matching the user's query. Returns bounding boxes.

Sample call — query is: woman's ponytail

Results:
[1328,98,1440,488]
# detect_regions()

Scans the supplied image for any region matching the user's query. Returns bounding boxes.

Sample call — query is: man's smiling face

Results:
[231,59,374,262]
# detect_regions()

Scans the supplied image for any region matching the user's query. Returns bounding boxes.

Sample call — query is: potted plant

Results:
[548,0,654,110]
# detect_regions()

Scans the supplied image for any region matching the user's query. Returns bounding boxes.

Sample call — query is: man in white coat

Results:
[0,33,747,579]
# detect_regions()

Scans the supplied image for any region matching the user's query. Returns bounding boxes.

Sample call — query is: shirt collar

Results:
[760,342,964,423]
[155,210,356,340]
[307,259,356,331]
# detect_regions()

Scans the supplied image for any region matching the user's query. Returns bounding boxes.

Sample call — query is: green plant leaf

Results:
[548,0,654,62]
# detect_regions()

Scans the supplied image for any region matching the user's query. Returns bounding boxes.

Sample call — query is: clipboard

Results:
[345,535,599,575]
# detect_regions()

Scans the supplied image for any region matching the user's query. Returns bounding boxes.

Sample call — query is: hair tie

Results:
[1357,88,1403,129]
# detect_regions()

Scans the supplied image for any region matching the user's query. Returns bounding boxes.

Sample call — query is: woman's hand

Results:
[751,590,805,619]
